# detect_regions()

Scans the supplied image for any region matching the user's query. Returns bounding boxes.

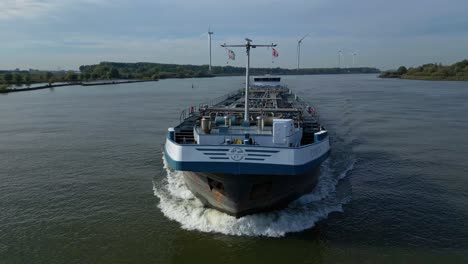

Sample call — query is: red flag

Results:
[272,48,279,57]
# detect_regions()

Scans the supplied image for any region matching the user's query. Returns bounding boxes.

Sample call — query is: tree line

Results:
[0,70,79,86]
[78,62,212,80]
[80,62,379,79]
[1,61,380,89]
[379,59,468,81]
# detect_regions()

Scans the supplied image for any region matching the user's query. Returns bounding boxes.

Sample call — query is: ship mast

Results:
[221,39,277,126]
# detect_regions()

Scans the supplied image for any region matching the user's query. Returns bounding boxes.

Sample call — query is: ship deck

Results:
[173,84,321,146]
[197,125,273,135]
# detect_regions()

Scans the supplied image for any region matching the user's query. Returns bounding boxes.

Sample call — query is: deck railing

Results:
[178,91,238,123]
[295,95,320,123]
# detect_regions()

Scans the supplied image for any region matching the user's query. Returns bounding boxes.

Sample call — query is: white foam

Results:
[340,160,355,180]
[290,159,355,206]
[153,156,354,237]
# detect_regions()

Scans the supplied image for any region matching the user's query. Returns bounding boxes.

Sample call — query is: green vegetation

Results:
[80,61,379,80]
[380,60,468,81]
[79,62,213,80]
[378,66,408,78]
[0,70,81,87]
[0,62,380,88]
[14,73,23,84]
[0,84,8,92]
[212,65,379,76]
[3,73,13,84]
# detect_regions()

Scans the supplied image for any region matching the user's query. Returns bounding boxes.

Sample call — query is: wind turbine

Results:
[338,50,342,68]
[352,51,357,67]
[208,26,214,72]
[297,33,309,70]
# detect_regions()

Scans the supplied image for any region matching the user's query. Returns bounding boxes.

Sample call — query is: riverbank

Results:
[81,79,158,86]
[379,59,468,81]
[0,83,76,93]
[2,61,380,93]
[401,75,468,81]
[80,62,380,80]
[380,74,468,81]
[0,79,158,94]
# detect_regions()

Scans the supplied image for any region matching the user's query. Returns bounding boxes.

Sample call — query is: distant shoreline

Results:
[0,79,158,94]
[0,71,380,94]
[401,75,468,81]
[379,59,468,81]
[379,73,468,81]
[1,61,380,93]
[380,74,468,82]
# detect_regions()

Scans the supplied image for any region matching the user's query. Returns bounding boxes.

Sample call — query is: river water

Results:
[1,75,467,263]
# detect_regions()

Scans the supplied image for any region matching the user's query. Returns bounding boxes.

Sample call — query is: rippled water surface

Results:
[1,75,468,263]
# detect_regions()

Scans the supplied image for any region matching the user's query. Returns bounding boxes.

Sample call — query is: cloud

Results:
[0,0,468,70]
[0,0,110,20]
[0,0,51,19]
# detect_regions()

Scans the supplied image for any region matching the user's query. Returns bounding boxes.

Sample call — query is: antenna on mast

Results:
[208,26,214,72]
[297,33,309,71]
[221,38,277,126]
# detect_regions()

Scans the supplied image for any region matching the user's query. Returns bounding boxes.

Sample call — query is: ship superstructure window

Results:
[253,78,281,82]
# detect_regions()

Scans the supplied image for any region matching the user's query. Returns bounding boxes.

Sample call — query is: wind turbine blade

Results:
[299,33,310,42]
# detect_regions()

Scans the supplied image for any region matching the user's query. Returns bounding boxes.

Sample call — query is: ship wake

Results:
[153,156,354,237]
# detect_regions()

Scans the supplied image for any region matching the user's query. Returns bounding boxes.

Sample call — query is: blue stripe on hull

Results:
[164,147,330,176]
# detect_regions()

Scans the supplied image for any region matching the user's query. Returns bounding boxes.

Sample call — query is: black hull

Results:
[183,168,320,218]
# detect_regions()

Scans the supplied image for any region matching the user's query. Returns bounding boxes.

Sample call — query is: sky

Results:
[1,0,467,70]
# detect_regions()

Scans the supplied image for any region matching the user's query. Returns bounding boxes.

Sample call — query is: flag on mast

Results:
[228,49,235,60]
[272,48,279,57]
